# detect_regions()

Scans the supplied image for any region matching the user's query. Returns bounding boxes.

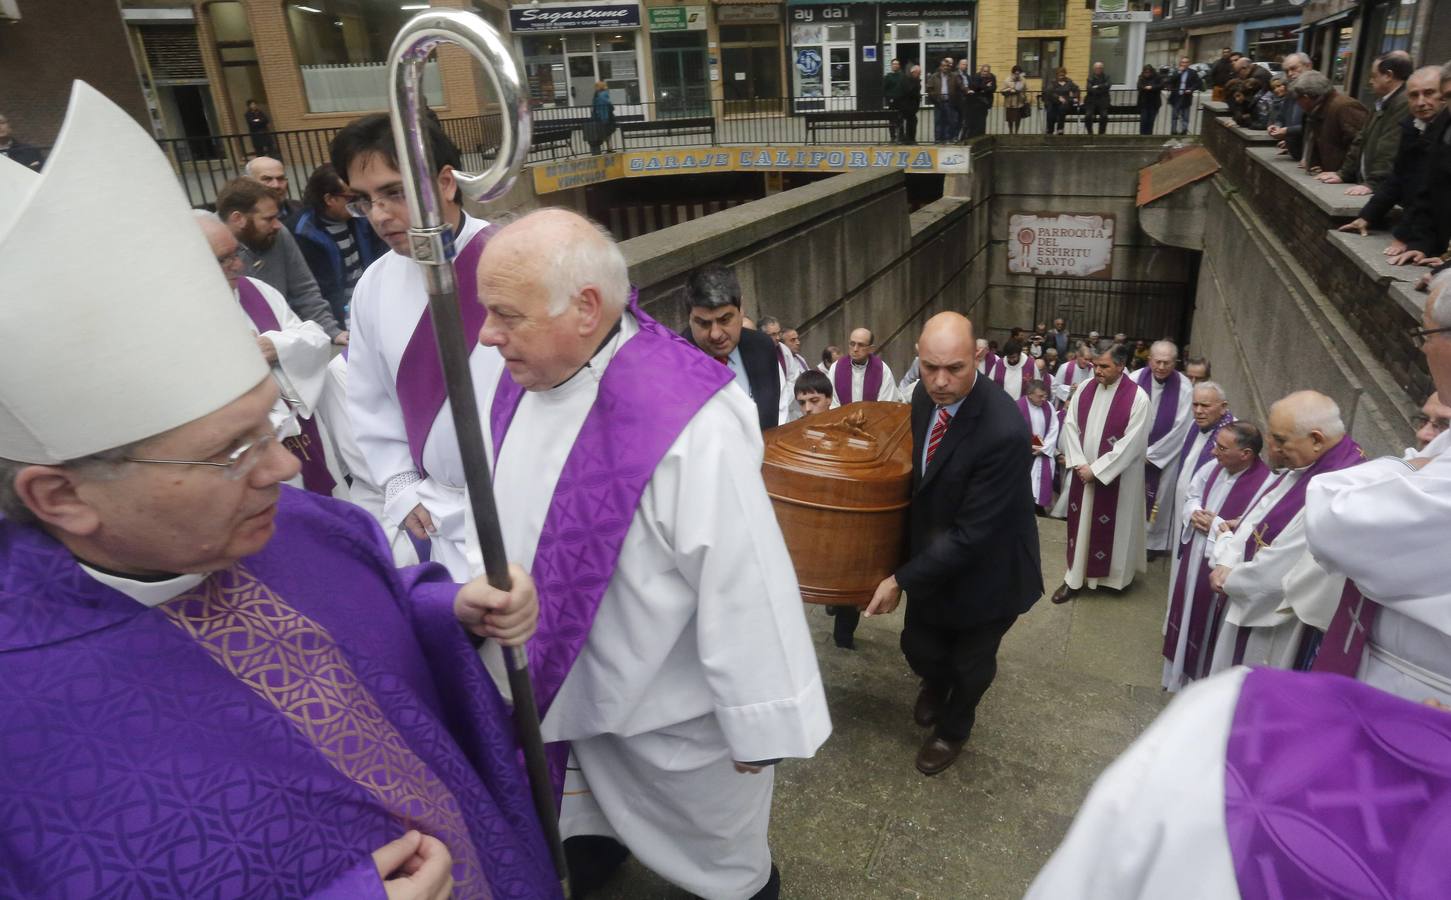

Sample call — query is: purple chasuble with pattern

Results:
[0,489,557,900]
[394,227,493,477]
[1018,396,1054,506]
[834,354,884,404]
[1065,376,1138,579]
[237,277,337,496]
[489,298,732,798]
[1225,667,1451,900]
[1134,367,1185,510]
[1244,437,1364,562]
[1163,458,1270,681]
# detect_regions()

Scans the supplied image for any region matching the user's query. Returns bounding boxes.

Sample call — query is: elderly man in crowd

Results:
[1388,62,1451,270]
[1315,51,1411,195]
[1207,391,1364,671]
[474,208,829,900]
[1301,272,1451,701]
[1266,52,1312,159]
[1160,380,1235,553]
[246,155,304,227]
[1294,70,1370,176]
[1133,340,1195,556]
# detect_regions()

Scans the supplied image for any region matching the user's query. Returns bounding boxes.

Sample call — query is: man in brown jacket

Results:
[926,56,965,143]
[1294,70,1370,175]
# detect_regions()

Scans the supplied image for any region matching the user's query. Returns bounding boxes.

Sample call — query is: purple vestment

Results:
[834,355,884,404]
[1065,376,1138,579]
[394,228,492,477]
[1178,410,1234,480]
[1163,458,1270,681]
[0,489,557,899]
[1312,581,1376,677]
[237,276,337,496]
[1018,396,1054,506]
[1226,668,1451,900]
[1134,367,1185,511]
[489,299,732,798]
[1244,437,1364,562]
[993,357,1035,397]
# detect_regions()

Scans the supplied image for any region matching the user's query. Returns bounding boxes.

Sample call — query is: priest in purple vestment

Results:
[0,81,557,900]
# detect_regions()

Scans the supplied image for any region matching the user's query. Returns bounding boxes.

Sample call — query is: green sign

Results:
[648,5,705,30]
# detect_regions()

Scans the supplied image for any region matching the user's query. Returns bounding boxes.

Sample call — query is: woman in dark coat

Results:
[1135,65,1163,135]
[1043,68,1079,135]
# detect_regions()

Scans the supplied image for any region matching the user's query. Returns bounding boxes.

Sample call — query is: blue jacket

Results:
[292,209,387,319]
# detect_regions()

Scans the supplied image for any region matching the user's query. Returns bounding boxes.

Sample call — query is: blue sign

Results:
[795,48,822,77]
[508,2,641,32]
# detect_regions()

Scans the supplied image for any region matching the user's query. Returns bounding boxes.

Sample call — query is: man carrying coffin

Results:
[830,327,905,405]
[334,113,501,578]
[1208,391,1364,671]
[1020,379,1059,511]
[0,83,556,899]
[1162,421,1271,691]
[1052,343,1151,604]
[987,339,1036,401]
[1161,381,1235,550]
[1133,340,1194,556]
[196,210,344,500]
[1302,273,1451,703]
[473,210,830,900]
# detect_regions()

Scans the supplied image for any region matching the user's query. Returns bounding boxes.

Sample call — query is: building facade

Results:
[1144,0,1302,72]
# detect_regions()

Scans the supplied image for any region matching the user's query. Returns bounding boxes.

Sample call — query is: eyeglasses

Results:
[1411,414,1451,433]
[124,398,298,481]
[1408,325,1451,349]
[346,185,408,219]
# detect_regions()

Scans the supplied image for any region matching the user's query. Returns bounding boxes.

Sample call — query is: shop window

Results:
[1016,37,1064,78]
[1089,25,1130,84]
[521,32,641,109]
[721,24,783,111]
[1363,0,1417,57]
[284,0,442,113]
[1018,0,1066,31]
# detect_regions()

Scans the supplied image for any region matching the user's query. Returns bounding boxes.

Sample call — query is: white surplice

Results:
[1026,667,1248,900]
[1141,374,1195,552]
[345,213,501,579]
[1163,463,1272,691]
[995,355,1036,401]
[1306,445,1451,705]
[239,276,346,499]
[312,353,419,567]
[1024,398,1059,505]
[1053,359,1093,405]
[474,313,831,900]
[1060,375,1151,591]
[1163,425,1216,552]
[827,357,903,405]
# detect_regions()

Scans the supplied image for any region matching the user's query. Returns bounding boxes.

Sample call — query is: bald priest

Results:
[0,84,558,899]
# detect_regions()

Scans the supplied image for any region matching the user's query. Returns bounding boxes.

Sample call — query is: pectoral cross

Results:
[1251,523,1269,553]
[1342,594,1370,654]
[284,432,314,461]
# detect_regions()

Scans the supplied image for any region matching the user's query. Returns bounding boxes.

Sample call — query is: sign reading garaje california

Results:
[1008,213,1115,279]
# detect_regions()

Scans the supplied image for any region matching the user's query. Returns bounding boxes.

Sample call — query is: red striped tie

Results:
[926,407,952,465]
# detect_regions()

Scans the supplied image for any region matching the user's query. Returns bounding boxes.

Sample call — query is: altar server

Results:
[0,81,554,900]
[334,113,501,578]
[1133,341,1194,553]
[472,209,830,900]
[1052,343,1151,604]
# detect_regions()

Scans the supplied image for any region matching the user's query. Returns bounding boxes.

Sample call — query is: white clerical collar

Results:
[542,311,636,400]
[80,563,204,608]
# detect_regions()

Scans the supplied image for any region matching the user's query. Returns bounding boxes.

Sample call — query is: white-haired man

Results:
[1208,391,1364,671]
[473,209,830,900]
[1053,341,1095,405]
[1301,272,1451,702]
[1161,380,1235,550]
[0,82,555,899]
[1132,340,1194,556]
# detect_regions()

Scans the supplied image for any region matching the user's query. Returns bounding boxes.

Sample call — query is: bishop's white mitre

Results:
[0,82,267,464]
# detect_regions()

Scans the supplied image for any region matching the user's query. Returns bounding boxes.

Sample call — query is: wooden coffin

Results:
[762,402,913,607]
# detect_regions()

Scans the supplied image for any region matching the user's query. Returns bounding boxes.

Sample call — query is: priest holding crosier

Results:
[471,209,830,900]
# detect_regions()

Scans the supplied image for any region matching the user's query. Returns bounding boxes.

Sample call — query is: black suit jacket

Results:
[1166,69,1203,108]
[895,378,1043,628]
[682,324,781,431]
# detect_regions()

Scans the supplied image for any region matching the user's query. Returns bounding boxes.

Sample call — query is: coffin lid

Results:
[763,402,913,509]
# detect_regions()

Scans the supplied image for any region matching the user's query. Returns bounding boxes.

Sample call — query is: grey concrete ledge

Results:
[1201,100,1230,116]
[621,169,903,287]
[1244,147,1363,217]
[1212,116,1276,145]
[908,196,972,246]
[1325,230,1426,290]
[1391,282,1431,321]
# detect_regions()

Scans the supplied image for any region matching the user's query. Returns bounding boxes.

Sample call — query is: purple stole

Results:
[1058,362,1091,396]
[394,226,492,477]
[775,343,788,376]
[1018,396,1054,506]
[237,278,337,497]
[1065,377,1139,578]
[1244,437,1364,562]
[993,358,1034,397]
[1225,668,1451,900]
[489,297,732,800]
[1310,580,1376,676]
[1163,458,1270,681]
[1134,367,1185,510]
[834,355,884,404]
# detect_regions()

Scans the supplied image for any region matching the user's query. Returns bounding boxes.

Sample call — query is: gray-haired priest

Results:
[468,209,831,900]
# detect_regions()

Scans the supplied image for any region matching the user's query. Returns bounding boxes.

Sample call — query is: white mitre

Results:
[0,82,267,464]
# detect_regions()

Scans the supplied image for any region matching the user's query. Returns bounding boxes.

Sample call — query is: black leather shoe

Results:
[913,683,947,728]
[915,735,966,776]
[1050,583,1078,605]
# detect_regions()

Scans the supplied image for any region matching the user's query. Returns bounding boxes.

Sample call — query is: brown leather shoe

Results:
[913,684,947,728]
[915,735,966,776]
[1050,583,1078,605]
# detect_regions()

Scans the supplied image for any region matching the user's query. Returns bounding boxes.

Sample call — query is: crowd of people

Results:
[5,73,1451,900]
